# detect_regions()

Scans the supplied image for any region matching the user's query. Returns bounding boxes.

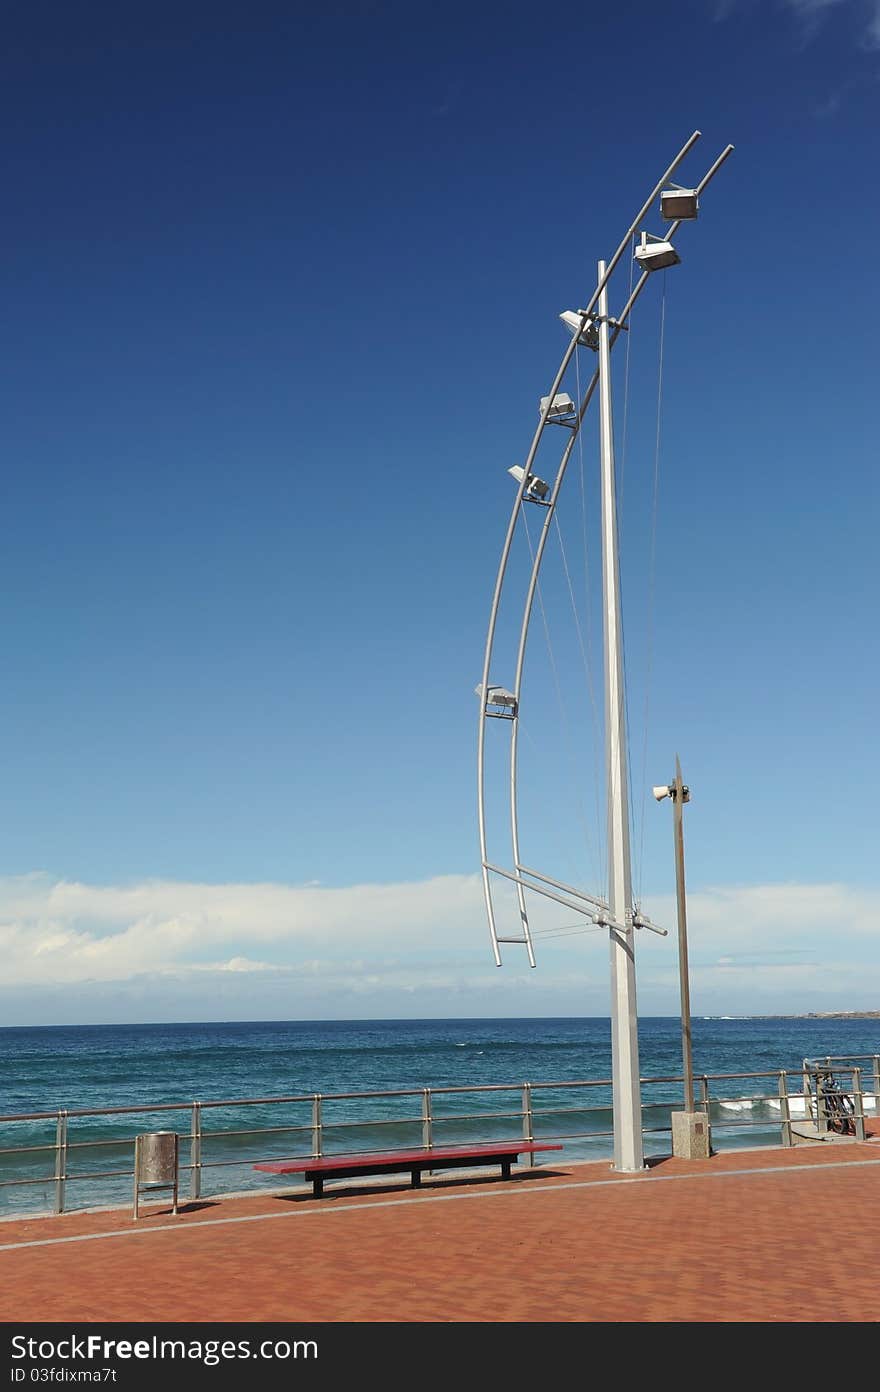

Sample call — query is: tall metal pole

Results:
[597,259,644,1173]
[672,755,694,1112]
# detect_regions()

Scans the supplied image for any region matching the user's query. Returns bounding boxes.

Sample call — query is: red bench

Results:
[254,1140,563,1198]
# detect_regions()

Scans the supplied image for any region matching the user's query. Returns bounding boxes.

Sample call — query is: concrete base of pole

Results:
[671,1110,711,1160]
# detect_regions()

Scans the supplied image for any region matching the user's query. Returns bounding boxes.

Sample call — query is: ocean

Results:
[1,1015,878,1218]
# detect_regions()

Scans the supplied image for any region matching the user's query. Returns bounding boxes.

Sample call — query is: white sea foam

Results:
[767,1093,876,1116]
[719,1099,754,1112]
[767,1096,809,1117]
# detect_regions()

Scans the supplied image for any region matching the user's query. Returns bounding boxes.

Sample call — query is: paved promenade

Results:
[1,1141,878,1322]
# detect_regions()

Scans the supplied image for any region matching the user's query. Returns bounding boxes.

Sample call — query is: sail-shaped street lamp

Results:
[476,132,733,1172]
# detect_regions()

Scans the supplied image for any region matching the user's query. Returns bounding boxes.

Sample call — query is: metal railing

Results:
[1,1057,877,1217]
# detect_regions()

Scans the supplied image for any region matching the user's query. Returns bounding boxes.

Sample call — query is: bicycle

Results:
[813,1068,856,1136]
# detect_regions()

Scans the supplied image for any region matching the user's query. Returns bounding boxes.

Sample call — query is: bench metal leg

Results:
[411,1169,422,1188]
[501,1159,512,1180]
[313,1176,324,1198]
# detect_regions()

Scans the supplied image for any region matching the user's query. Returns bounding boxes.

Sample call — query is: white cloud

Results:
[780,0,875,48]
[0,872,878,1023]
[0,871,486,987]
[651,880,880,944]
[623,881,880,1014]
[783,0,846,14]
[717,0,880,48]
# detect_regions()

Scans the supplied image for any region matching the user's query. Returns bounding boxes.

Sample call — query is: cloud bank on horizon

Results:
[1,872,877,1025]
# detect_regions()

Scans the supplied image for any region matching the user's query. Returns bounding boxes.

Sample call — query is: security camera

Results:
[652,785,671,802]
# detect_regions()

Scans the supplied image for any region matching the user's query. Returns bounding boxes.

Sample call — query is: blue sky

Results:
[1,1,878,1024]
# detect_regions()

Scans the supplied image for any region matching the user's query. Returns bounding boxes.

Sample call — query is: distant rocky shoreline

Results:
[766,1011,880,1020]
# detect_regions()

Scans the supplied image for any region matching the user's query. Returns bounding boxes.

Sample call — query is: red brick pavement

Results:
[1,1142,879,1323]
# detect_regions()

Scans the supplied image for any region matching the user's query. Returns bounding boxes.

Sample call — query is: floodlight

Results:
[660,186,699,221]
[508,465,550,501]
[634,232,681,272]
[475,683,518,712]
[539,392,576,421]
[559,309,599,351]
[487,686,517,708]
[652,785,671,802]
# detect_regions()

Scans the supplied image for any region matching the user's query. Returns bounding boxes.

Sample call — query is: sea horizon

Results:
[3,1007,878,1032]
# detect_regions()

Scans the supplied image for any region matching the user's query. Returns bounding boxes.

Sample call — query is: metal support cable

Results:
[518,713,600,902]
[520,510,570,742]
[520,509,597,879]
[553,510,602,886]
[531,924,608,940]
[617,233,637,522]
[573,345,604,876]
[636,273,668,908]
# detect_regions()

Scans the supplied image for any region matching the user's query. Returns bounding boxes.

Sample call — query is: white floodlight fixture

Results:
[539,392,576,421]
[634,231,681,272]
[508,464,550,501]
[559,309,599,351]
[652,784,672,802]
[660,185,699,221]
[488,686,517,708]
[475,682,518,711]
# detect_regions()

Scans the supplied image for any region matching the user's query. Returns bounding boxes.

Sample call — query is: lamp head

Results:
[508,465,550,501]
[559,309,599,351]
[632,238,679,272]
[660,187,699,221]
[539,392,576,420]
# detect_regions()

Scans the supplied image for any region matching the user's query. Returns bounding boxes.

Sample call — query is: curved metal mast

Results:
[476,133,734,1175]
[477,132,733,967]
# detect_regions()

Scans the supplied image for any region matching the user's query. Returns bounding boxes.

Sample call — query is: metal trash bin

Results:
[133,1131,179,1220]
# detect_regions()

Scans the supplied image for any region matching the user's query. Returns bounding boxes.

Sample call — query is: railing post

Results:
[521,1083,535,1168]
[54,1111,68,1215]
[852,1067,866,1142]
[421,1088,433,1151]
[698,1076,712,1154]
[778,1071,792,1148]
[802,1058,811,1117]
[698,1075,710,1117]
[815,1070,828,1137]
[312,1095,322,1159]
[189,1102,201,1200]
[873,1056,880,1120]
